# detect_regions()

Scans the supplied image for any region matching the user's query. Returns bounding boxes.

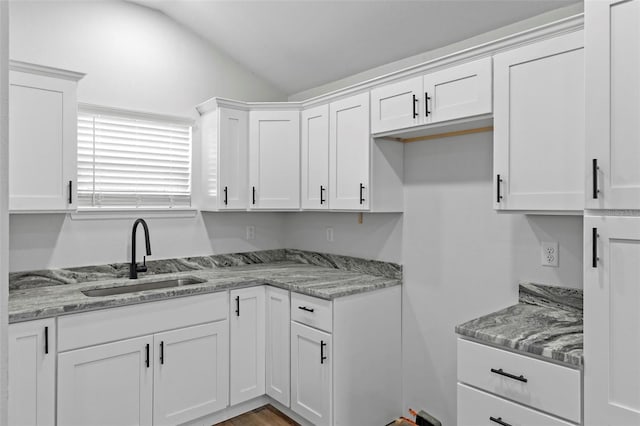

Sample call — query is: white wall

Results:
[7,0,288,272]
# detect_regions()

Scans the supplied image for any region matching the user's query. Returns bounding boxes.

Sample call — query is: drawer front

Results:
[458,383,576,426]
[291,292,332,333]
[457,338,581,423]
[59,292,228,352]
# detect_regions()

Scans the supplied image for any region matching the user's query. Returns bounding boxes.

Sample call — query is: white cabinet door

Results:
[266,286,290,407]
[423,57,492,124]
[249,110,300,209]
[329,92,370,210]
[57,335,153,426]
[586,0,640,209]
[584,216,640,425]
[153,322,229,425]
[370,76,423,134]
[219,108,249,210]
[9,70,78,212]
[291,321,332,426]
[493,31,584,212]
[230,286,265,405]
[301,104,329,210]
[8,319,55,426]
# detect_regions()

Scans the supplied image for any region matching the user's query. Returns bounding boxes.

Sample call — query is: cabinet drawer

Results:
[291,293,332,333]
[458,383,575,426]
[457,339,581,423]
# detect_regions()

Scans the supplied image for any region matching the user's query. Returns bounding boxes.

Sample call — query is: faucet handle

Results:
[137,256,148,273]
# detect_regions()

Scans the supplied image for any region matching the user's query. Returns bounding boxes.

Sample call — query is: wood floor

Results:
[214,405,299,426]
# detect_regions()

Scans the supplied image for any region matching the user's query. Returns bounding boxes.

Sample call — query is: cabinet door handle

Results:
[298,306,315,313]
[44,326,49,355]
[425,92,431,117]
[412,94,418,118]
[235,295,240,316]
[223,186,228,205]
[160,341,164,365]
[489,416,512,426]
[320,340,327,364]
[592,159,599,199]
[252,186,256,205]
[496,174,503,203]
[490,368,527,383]
[320,185,325,205]
[68,180,73,204]
[359,183,365,205]
[145,344,150,368]
[592,227,599,268]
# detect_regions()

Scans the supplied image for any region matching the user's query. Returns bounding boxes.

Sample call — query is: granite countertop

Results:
[9,249,402,323]
[455,283,583,367]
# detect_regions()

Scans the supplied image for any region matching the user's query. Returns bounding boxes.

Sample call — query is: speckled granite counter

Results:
[9,249,402,323]
[455,283,583,367]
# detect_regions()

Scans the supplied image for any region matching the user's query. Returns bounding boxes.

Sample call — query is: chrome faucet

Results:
[130,218,152,279]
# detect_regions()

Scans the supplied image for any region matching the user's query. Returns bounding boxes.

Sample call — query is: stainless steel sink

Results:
[81,277,206,297]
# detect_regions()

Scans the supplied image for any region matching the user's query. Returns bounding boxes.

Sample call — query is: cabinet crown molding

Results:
[196,97,303,116]
[9,60,85,81]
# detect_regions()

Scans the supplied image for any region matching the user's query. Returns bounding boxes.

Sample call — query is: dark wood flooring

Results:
[214,405,299,426]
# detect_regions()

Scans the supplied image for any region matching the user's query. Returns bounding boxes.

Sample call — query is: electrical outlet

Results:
[326,227,334,242]
[541,241,559,267]
[246,225,255,240]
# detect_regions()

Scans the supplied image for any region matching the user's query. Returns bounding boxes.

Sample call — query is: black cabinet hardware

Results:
[412,94,418,118]
[490,417,512,426]
[235,295,240,316]
[592,159,599,199]
[68,180,73,204]
[359,183,365,205]
[44,326,49,355]
[496,174,503,203]
[490,368,527,383]
[252,186,256,205]
[298,306,315,313]
[224,186,228,205]
[320,340,327,364]
[425,92,431,117]
[320,185,326,205]
[592,227,599,268]
[145,344,150,368]
[160,341,164,365]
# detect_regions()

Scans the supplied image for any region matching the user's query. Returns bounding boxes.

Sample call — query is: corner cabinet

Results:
[493,31,585,213]
[9,62,84,212]
[585,0,640,210]
[249,109,301,210]
[197,99,249,211]
[8,318,56,426]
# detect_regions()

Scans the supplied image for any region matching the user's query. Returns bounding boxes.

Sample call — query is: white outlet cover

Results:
[246,225,255,240]
[326,227,334,242]
[541,241,559,267]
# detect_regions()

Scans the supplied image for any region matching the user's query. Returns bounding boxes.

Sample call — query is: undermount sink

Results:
[81,277,206,297]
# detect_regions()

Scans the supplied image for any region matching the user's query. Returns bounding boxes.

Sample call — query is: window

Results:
[77,106,193,209]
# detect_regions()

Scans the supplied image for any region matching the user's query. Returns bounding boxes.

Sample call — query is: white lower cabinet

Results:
[8,318,56,426]
[153,322,229,426]
[291,321,333,426]
[265,286,291,407]
[229,286,266,405]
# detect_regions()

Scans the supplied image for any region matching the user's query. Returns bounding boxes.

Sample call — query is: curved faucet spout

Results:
[130,218,152,279]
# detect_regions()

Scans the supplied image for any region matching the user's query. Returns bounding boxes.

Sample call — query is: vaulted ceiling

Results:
[133,0,581,95]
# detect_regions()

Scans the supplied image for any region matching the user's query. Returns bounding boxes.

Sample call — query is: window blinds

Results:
[78,110,192,209]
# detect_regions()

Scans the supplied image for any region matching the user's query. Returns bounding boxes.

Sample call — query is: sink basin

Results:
[81,277,206,297]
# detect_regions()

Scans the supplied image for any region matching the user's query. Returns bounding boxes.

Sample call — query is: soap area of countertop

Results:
[9,249,402,323]
[455,283,583,367]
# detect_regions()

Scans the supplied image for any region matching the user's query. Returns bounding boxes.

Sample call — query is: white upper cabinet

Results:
[423,57,492,124]
[493,31,585,212]
[371,76,423,134]
[586,0,640,210]
[329,93,371,210]
[9,63,84,212]
[370,58,491,135]
[301,104,329,210]
[249,109,300,210]
[197,101,249,211]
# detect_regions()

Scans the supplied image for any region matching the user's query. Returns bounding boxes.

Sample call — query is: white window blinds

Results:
[78,108,192,209]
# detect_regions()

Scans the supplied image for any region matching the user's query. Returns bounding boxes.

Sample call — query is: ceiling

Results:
[133,0,580,95]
